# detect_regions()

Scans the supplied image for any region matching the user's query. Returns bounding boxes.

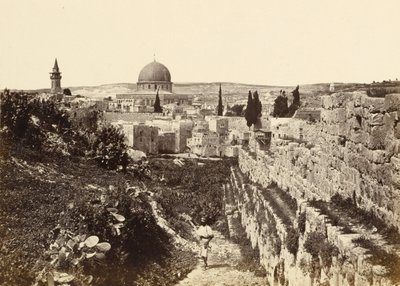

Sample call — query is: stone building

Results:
[110,60,193,112]
[144,118,194,153]
[117,123,158,154]
[187,132,220,157]
[206,116,229,143]
[158,132,176,153]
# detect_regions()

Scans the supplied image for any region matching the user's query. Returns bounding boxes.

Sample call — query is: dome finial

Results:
[153,53,156,62]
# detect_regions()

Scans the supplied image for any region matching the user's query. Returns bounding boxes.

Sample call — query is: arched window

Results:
[155,84,157,90]
[148,84,151,89]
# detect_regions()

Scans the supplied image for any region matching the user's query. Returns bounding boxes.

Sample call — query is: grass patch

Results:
[308,199,354,234]
[330,194,400,244]
[353,237,400,283]
[231,213,267,277]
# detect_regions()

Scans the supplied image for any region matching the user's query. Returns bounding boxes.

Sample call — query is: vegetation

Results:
[273,86,301,118]
[148,158,234,236]
[330,193,400,243]
[226,104,245,117]
[352,237,400,283]
[63,88,72,96]
[1,90,71,153]
[272,90,289,117]
[88,125,129,171]
[154,88,163,113]
[0,90,202,285]
[217,83,223,116]
[298,212,306,234]
[244,90,262,128]
[231,213,267,277]
[0,150,200,286]
[287,85,300,117]
[1,90,129,171]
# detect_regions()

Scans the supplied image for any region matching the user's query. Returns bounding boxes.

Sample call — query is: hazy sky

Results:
[1,0,399,89]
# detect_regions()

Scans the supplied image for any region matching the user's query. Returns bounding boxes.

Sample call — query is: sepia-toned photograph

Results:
[1,0,400,285]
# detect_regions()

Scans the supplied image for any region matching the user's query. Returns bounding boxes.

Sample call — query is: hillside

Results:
[0,90,235,286]
[66,82,337,108]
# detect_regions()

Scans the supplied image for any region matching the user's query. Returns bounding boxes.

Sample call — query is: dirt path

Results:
[176,232,268,286]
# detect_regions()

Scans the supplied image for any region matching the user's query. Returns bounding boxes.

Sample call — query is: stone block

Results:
[370,150,387,164]
[321,95,333,109]
[394,122,400,139]
[361,95,385,113]
[353,92,363,107]
[384,93,400,112]
[383,111,398,128]
[336,108,347,123]
[391,156,400,188]
[368,113,384,126]
[367,126,386,150]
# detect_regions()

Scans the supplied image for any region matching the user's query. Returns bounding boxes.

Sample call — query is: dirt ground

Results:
[176,232,268,286]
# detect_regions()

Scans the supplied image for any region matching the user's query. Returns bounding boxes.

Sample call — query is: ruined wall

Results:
[229,92,400,286]
[228,165,393,286]
[243,92,400,230]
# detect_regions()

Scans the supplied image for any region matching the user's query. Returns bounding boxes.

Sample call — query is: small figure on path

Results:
[197,217,214,270]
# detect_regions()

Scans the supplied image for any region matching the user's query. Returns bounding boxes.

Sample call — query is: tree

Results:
[244,91,255,129]
[253,90,262,118]
[273,90,288,117]
[252,90,262,128]
[287,85,300,117]
[154,88,162,113]
[292,85,300,105]
[229,104,245,116]
[63,88,72,96]
[217,83,223,116]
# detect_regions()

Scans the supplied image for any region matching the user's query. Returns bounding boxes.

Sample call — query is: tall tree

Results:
[287,85,300,117]
[154,88,162,113]
[217,83,223,116]
[253,90,262,119]
[273,91,288,117]
[244,91,255,129]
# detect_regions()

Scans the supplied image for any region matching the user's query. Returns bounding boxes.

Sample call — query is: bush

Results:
[286,228,299,256]
[298,212,306,234]
[304,231,338,269]
[90,125,128,170]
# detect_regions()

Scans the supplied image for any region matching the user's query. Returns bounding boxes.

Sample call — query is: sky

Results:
[1,0,400,89]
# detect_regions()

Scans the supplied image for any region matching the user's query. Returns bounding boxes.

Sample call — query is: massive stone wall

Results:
[230,92,400,285]
[244,92,400,230]
[228,165,393,286]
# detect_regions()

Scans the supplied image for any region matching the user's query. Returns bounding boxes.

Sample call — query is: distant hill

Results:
[26,81,375,108]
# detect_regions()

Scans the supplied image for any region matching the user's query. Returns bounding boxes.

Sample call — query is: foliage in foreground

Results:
[0,152,196,286]
[149,158,234,238]
[0,90,129,171]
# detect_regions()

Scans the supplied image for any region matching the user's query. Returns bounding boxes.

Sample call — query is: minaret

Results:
[50,58,62,94]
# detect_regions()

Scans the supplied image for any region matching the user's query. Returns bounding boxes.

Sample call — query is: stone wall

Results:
[243,92,400,230]
[228,164,393,286]
[230,92,400,285]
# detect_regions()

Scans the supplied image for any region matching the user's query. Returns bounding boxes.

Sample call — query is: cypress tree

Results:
[244,90,254,129]
[217,83,223,116]
[154,88,162,113]
[253,90,262,121]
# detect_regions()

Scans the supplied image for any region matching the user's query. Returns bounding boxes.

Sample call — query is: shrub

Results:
[286,228,299,256]
[298,212,306,234]
[304,231,339,269]
[90,125,128,170]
